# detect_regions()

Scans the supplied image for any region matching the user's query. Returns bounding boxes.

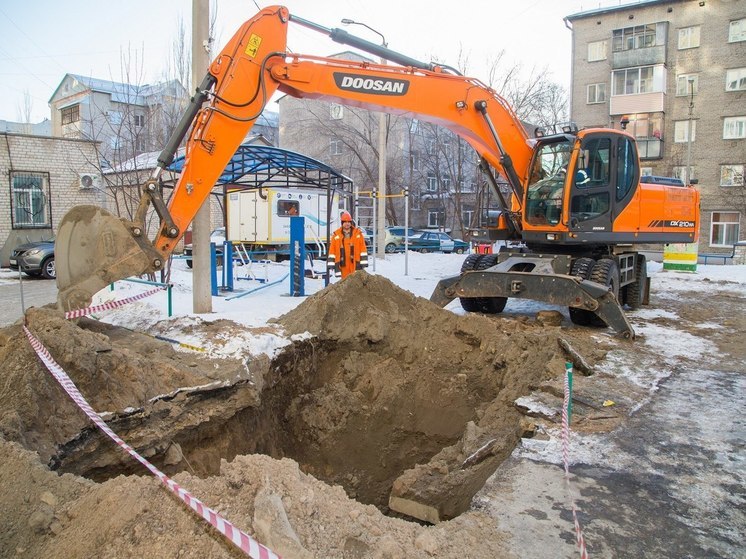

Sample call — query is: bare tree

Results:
[16,89,33,134]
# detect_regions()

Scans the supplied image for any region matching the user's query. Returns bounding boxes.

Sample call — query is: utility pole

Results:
[342,18,388,259]
[192,0,212,313]
[686,77,695,185]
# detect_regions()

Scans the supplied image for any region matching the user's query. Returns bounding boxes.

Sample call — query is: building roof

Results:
[168,143,353,192]
[49,74,186,106]
[565,0,682,21]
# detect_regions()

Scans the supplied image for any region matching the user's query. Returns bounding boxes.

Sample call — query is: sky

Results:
[0,0,629,123]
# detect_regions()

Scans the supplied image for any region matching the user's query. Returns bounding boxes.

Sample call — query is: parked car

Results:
[387,227,421,250]
[184,227,226,268]
[408,231,469,254]
[362,227,402,253]
[9,238,56,279]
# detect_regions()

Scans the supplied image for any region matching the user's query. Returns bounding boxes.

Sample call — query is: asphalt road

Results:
[0,277,58,327]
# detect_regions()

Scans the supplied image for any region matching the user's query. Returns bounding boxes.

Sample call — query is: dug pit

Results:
[1,272,601,525]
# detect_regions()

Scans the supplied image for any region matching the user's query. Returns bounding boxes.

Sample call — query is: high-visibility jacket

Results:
[327,226,368,279]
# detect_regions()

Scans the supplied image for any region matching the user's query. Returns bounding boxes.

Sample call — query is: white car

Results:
[184,227,226,268]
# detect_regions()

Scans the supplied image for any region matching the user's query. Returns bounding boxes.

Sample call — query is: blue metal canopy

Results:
[168,144,352,192]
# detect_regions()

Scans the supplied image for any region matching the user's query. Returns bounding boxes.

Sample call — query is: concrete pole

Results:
[376,109,387,258]
[192,0,212,313]
[685,77,695,185]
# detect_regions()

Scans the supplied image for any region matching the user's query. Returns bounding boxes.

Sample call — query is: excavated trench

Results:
[1,273,577,523]
[51,336,511,516]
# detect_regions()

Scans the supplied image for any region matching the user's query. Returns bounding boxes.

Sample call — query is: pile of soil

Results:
[0,272,609,558]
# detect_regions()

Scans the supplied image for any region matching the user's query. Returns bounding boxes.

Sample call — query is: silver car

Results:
[9,238,56,279]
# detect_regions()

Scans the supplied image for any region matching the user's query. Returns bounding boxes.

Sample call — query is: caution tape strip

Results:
[64,286,167,320]
[24,327,280,558]
[562,365,590,559]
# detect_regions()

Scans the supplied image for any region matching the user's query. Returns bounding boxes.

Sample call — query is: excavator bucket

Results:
[55,205,164,312]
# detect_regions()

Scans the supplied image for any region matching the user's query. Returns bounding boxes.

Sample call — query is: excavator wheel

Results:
[458,254,483,312]
[457,254,507,314]
[475,255,507,313]
[568,257,597,326]
[624,254,647,310]
[587,258,621,327]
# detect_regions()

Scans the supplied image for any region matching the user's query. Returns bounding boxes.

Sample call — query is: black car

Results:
[9,238,56,279]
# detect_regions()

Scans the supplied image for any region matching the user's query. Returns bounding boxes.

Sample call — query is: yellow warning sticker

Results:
[245,34,262,58]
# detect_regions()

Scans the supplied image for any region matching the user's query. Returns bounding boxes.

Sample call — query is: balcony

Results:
[610,91,666,116]
[612,44,666,69]
[636,137,663,160]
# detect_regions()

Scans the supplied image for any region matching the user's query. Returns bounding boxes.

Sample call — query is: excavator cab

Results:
[521,128,642,245]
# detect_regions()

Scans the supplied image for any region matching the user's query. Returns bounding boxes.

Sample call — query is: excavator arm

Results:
[55,5,533,310]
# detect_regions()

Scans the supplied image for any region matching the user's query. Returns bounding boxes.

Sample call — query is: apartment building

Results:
[565,0,745,253]
[49,74,188,169]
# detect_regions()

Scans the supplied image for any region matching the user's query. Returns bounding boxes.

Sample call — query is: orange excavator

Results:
[55,5,699,338]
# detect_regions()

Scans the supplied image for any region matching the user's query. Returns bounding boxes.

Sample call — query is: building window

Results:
[330,104,344,120]
[673,166,696,182]
[729,18,746,42]
[134,114,145,127]
[459,179,476,193]
[625,113,663,158]
[441,176,451,190]
[710,211,740,247]
[426,139,435,155]
[61,104,80,125]
[427,210,442,228]
[587,40,607,61]
[410,119,419,133]
[11,172,50,228]
[462,208,474,226]
[612,66,661,95]
[726,68,746,92]
[720,165,745,187]
[330,139,343,155]
[612,24,659,52]
[674,120,696,142]
[107,111,122,125]
[427,173,437,192]
[110,136,120,150]
[675,74,698,96]
[410,151,420,171]
[641,167,653,176]
[678,26,701,49]
[135,137,147,152]
[723,116,746,139]
[587,83,606,104]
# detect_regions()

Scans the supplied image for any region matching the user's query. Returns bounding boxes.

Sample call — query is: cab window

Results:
[616,137,637,200]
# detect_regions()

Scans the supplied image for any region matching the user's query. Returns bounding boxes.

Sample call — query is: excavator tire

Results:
[459,254,483,312]
[587,258,621,327]
[625,254,647,310]
[473,254,507,314]
[568,257,597,326]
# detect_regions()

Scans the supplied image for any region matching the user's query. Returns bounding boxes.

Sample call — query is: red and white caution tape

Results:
[64,286,167,320]
[23,326,280,559]
[561,365,589,559]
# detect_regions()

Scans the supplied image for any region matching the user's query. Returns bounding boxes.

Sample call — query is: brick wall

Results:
[0,132,101,266]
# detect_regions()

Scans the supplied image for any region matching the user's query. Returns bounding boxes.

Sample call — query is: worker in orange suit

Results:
[327,211,368,279]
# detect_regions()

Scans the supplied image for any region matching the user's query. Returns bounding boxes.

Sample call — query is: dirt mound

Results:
[0,273,609,557]
[274,272,600,521]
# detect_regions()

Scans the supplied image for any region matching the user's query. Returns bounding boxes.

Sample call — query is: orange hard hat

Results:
[341,211,352,222]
